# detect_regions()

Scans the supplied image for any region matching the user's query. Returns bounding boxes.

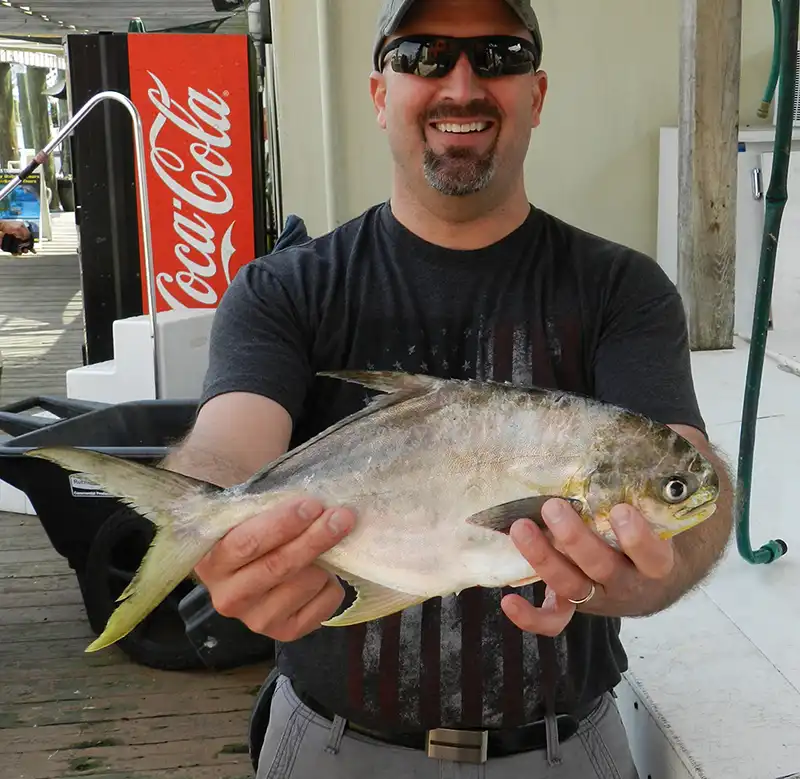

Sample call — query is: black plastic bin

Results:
[0,396,274,672]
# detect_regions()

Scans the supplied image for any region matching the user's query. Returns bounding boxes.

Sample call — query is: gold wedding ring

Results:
[568,582,596,605]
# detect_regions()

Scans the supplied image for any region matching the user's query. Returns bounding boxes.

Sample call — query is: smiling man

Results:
[164,0,734,776]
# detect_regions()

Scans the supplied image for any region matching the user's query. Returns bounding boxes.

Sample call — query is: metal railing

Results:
[0,90,162,399]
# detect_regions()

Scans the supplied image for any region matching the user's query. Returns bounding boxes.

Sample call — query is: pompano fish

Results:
[25,371,720,653]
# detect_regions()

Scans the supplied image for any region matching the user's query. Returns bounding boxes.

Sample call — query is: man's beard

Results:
[422,145,497,196]
[419,98,501,196]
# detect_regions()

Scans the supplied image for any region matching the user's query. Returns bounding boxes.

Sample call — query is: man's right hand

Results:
[194,497,355,642]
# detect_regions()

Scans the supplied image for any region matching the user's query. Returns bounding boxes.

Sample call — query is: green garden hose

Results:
[758,0,783,118]
[735,0,797,564]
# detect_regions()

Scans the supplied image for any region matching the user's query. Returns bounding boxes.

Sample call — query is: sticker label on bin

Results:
[69,474,112,498]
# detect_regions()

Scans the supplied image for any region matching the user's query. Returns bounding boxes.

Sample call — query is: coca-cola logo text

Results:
[144,70,237,309]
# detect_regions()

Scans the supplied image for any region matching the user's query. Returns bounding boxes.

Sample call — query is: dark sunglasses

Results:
[378,35,540,79]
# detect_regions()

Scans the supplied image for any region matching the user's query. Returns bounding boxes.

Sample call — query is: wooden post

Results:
[0,63,19,168]
[24,66,59,211]
[677,0,743,350]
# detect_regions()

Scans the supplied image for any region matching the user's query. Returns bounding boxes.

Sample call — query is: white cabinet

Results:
[656,126,800,338]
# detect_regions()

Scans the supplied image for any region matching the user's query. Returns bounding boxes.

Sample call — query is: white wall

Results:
[270,0,778,258]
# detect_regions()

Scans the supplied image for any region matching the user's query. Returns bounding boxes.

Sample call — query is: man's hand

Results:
[500,499,676,636]
[194,496,355,642]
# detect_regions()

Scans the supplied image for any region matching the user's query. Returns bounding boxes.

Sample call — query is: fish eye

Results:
[660,476,692,503]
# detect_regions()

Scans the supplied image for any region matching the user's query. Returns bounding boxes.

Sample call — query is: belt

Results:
[294,685,602,764]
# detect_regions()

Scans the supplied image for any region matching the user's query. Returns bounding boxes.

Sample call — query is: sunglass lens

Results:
[471,40,535,77]
[384,36,536,78]
[390,39,456,77]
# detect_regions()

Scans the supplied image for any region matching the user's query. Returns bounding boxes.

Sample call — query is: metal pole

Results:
[263,0,284,233]
[264,41,284,233]
[316,0,336,231]
[0,90,162,400]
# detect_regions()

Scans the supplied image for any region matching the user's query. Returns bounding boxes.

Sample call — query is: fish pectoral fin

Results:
[317,370,443,395]
[319,566,428,627]
[465,496,584,534]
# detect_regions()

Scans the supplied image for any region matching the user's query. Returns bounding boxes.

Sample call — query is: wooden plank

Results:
[0,559,75,577]
[2,667,268,704]
[13,737,253,779]
[677,0,742,350]
[0,602,87,625]
[0,572,78,592]
[2,688,260,728]
[0,586,83,609]
[3,711,251,752]
[0,546,74,564]
[0,511,272,777]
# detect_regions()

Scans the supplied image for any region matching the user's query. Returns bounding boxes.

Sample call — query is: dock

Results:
[0,213,85,406]
[0,509,269,779]
[617,341,800,778]
[0,211,271,777]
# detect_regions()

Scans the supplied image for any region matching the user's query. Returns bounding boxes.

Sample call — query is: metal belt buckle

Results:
[426,728,488,763]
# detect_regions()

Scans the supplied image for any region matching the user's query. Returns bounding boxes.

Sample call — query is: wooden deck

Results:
[0,213,273,777]
[36,212,80,258]
[0,252,85,407]
[0,509,270,779]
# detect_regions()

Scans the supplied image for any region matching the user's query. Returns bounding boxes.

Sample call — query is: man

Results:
[163,0,733,776]
[0,219,35,255]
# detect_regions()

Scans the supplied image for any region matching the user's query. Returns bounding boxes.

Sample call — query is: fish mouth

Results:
[674,489,718,520]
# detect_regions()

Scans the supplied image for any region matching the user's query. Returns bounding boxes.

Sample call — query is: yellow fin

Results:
[319,565,429,627]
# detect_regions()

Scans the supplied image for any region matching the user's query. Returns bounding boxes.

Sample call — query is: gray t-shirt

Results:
[200,201,705,732]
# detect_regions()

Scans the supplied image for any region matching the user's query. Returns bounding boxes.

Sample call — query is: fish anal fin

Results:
[317,370,443,395]
[319,565,429,627]
[466,496,584,534]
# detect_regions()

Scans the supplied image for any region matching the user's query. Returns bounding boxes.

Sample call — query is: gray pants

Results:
[256,675,640,779]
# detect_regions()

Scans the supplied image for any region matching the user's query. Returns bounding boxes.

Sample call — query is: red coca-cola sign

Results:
[127,33,256,313]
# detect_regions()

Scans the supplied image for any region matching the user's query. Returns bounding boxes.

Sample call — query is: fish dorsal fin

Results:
[465,496,584,534]
[317,370,445,394]
[239,371,443,489]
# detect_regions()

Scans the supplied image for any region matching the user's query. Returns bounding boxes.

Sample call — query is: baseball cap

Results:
[372,0,543,71]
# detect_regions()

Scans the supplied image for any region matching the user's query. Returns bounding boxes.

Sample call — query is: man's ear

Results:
[370,71,388,129]
[530,70,548,129]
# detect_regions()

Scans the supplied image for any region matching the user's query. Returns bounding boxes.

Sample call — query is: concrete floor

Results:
[619,338,800,779]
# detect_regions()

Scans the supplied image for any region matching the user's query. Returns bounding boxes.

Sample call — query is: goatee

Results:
[422,147,497,196]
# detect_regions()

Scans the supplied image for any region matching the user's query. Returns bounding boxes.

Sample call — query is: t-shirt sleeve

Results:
[199,258,315,423]
[591,253,707,436]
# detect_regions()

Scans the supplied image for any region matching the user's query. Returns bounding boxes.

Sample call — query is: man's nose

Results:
[437,54,485,104]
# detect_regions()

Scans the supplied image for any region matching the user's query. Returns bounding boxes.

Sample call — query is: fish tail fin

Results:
[25,446,232,653]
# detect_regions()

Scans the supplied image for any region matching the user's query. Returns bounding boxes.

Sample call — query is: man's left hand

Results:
[500,497,676,636]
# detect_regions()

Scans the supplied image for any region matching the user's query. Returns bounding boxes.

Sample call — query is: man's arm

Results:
[161,391,293,486]
[155,254,355,641]
[500,251,734,635]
